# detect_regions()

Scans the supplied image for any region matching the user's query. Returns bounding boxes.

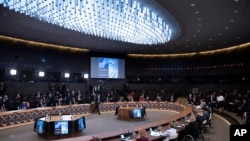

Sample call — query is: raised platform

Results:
[214,108,245,125]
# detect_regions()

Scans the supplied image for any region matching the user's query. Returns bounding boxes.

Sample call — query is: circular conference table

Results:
[0,101,193,140]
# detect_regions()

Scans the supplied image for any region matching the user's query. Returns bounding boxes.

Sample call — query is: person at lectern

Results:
[92,93,101,115]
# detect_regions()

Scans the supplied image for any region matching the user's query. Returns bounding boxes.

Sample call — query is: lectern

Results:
[33,115,86,140]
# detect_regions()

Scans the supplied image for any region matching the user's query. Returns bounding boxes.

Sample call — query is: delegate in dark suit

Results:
[92,93,101,115]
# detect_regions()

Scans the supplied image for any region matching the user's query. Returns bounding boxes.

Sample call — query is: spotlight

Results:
[10,69,17,76]
[84,73,89,79]
[38,71,45,77]
[64,73,70,78]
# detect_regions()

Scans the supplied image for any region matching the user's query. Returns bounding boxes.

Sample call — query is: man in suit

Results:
[37,98,46,107]
[2,95,9,111]
[92,93,101,115]
[236,98,248,117]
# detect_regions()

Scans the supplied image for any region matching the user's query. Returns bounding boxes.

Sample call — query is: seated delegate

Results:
[159,122,177,141]
[132,128,148,141]
[19,99,30,110]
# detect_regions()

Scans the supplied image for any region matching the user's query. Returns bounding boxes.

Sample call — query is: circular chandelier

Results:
[1,0,180,45]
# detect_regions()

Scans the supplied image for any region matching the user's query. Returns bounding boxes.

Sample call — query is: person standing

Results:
[217,93,225,113]
[139,93,145,102]
[2,95,9,111]
[92,93,101,115]
[37,98,46,107]
[209,92,216,115]
[14,92,22,110]
[187,93,193,105]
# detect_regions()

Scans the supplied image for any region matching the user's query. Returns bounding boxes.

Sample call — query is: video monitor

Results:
[54,121,69,135]
[130,108,142,118]
[33,120,45,134]
[75,117,86,131]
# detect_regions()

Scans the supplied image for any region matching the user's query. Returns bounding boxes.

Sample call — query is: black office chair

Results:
[182,121,204,141]
[181,134,195,141]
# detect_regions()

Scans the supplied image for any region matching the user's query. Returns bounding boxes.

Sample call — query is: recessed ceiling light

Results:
[234,10,239,13]
[197,18,202,21]
[225,27,229,30]
[195,11,200,14]
[190,3,196,7]
[230,19,235,22]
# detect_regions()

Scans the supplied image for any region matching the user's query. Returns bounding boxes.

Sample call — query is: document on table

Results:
[150,131,160,136]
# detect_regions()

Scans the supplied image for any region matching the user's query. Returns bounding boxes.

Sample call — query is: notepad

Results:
[176,125,182,128]
[150,131,160,136]
[121,134,125,139]
[120,134,131,141]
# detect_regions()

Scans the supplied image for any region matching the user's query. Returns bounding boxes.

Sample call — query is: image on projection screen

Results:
[98,58,118,78]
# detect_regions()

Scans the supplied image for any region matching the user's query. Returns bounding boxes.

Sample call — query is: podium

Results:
[33,115,85,140]
[118,107,145,121]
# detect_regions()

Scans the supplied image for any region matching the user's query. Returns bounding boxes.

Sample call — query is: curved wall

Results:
[0,39,250,109]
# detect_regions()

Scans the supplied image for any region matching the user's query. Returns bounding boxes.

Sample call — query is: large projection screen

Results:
[90,57,125,79]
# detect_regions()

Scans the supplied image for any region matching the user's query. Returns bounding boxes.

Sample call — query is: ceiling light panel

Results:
[0,0,180,45]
